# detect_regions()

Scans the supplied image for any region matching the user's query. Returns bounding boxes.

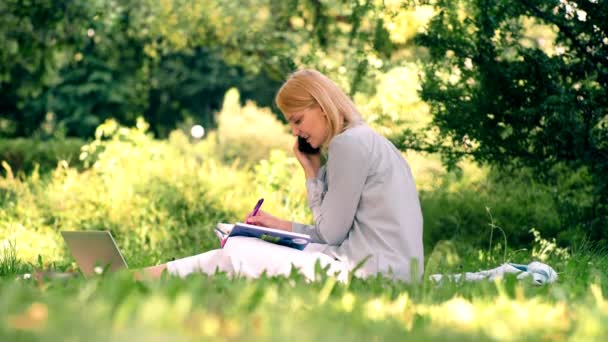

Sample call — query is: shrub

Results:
[212,88,293,165]
[0,138,84,176]
[421,166,561,251]
[0,114,309,266]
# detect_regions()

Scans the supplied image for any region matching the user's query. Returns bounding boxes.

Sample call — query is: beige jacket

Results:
[292,124,424,282]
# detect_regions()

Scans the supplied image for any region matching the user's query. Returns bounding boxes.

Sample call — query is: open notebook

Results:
[214,222,311,250]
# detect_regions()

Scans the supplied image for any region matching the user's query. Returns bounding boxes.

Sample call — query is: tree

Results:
[0,0,404,138]
[412,0,608,239]
[0,0,94,136]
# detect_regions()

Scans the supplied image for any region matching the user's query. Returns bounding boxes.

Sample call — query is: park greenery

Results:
[1,0,607,340]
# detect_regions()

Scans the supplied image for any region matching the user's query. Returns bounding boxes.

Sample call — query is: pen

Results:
[252,198,264,217]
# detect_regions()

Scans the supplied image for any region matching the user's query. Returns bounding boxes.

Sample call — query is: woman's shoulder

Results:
[327,124,375,158]
[333,123,375,144]
[330,123,402,162]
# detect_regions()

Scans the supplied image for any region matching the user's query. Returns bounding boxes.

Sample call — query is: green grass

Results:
[0,244,607,341]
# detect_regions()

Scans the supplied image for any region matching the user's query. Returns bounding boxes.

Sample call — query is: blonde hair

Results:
[275,69,363,147]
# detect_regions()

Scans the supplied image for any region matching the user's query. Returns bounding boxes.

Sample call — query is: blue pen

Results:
[252,198,264,217]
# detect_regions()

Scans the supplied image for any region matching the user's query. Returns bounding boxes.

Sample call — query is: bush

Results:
[0,138,84,176]
[0,114,309,266]
[420,166,562,251]
[211,88,293,165]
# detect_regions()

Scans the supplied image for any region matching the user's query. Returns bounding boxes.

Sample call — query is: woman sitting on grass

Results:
[140,69,424,282]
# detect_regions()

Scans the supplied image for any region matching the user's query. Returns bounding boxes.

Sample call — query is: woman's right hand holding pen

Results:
[245,210,292,232]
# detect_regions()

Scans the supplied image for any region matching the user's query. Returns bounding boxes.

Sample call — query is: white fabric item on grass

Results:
[166,237,350,282]
[429,261,557,285]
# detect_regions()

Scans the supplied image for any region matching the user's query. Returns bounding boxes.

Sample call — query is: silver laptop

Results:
[61,231,128,277]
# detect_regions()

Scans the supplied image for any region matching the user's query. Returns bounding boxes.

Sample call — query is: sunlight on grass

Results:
[3,272,604,340]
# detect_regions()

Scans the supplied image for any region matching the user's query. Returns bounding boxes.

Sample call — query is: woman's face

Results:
[287,106,328,148]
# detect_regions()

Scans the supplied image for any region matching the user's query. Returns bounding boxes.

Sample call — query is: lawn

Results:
[1,244,607,341]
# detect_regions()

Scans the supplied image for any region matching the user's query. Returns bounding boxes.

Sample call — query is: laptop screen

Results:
[61,231,128,277]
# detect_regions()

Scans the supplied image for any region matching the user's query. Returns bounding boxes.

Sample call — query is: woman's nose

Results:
[291,126,299,136]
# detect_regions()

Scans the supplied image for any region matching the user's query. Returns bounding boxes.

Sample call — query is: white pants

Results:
[166,237,349,282]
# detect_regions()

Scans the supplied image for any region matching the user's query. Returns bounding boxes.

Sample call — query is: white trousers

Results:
[166,237,349,282]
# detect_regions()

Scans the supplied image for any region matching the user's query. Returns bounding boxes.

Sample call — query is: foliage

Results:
[420,165,563,249]
[0,96,303,265]
[414,0,608,239]
[0,0,289,138]
[356,63,432,138]
[0,0,94,136]
[0,0,433,139]
[0,138,84,176]
[253,149,311,225]
[211,88,293,165]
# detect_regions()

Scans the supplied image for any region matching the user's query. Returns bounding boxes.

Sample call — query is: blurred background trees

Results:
[0,0,414,138]
[1,0,606,245]
[413,0,608,240]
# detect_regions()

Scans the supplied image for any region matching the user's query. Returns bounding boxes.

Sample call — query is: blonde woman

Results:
[141,69,424,282]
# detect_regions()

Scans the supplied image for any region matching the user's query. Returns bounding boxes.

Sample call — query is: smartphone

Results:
[297,136,320,154]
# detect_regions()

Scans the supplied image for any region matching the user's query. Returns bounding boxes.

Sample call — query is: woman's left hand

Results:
[293,141,321,179]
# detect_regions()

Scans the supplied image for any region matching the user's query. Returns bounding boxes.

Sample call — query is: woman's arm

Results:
[292,134,369,245]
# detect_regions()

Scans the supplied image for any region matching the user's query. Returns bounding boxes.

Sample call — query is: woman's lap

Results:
[166,237,347,281]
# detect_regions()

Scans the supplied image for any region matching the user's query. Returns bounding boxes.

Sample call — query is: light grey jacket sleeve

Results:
[291,134,369,244]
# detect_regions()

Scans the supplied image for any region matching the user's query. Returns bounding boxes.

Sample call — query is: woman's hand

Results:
[293,141,321,180]
[245,210,292,231]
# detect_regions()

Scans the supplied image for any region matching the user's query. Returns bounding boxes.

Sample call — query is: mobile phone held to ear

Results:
[297,136,320,154]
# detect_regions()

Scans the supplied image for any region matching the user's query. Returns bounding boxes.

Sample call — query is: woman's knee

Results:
[167,249,234,277]
[197,249,233,274]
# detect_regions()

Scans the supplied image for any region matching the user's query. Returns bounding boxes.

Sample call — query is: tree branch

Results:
[518,0,608,71]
